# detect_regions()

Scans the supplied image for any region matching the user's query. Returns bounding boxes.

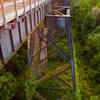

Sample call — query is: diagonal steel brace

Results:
[39,42,67,63]
[37,28,69,62]
[33,61,71,88]
[31,29,66,61]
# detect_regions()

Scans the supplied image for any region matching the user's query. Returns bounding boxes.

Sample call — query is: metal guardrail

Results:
[0,0,57,68]
[0,0,47,26]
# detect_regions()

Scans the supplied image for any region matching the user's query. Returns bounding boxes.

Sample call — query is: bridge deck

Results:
[0,0,46,26]
[0,0,57,69]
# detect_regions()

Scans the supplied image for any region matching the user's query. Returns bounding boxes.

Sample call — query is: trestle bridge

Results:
[0,0,76,99]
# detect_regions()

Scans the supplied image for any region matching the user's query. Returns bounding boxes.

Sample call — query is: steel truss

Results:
[28,1,76,99]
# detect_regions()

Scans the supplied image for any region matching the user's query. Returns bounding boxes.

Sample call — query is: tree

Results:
[0,70,19,100]
[79,0,90,21]
[71,3,81,31]
[82,13,96,38]
[5,47,27,75]
[71,0,100,99]
[93,26,100,33]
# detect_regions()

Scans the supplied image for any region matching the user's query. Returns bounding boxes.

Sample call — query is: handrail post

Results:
[1,0,6,25]
[14,0,18,18]
[23,0,26,15]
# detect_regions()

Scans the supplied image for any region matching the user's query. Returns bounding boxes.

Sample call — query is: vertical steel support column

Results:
[40,0,42,20]
[0,44,3,64]
[37,8,39,24]
[35,9,38,25]
[9,30,15,51]
[27,34,31,66]
[34,10,36,26]
[40,1,42,19]
[42,28,48,67]
[42,4,44,18]
[65,0,76,91]
[38,7,41,22]
[44,28,48,67]
[66,17,76,91]
[28,32,35,66]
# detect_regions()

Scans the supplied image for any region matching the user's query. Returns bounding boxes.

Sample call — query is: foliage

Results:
[82,13,96,37]
[25,67,40,100]
[1,0,100,100]
[37,79,64,100]
[90,95,100,100]
[71,2,81,31]
[79,0,90,20]
[84,33,100,86]
[5,43,27,75]
[71,0,100,99]
[96,12,100,25]
[96,0,100,7]
[0,69,19,100]
[1,43,28,100]
[93,26,100,33]
[85,33,100,52]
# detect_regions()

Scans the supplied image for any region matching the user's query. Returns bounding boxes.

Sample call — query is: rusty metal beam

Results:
[36,28,69,62]
[39,49,56,63]
[37,64,70,83]
[39,42,67,64]
[55,6,70,8]
[66,17,76,91]
[46,15,70,18]
[34,91,47,100]
[32,29,66,60]
[53,76,72,88]
[37,87,66,91]
[52,10,65,15]
[32,62,49,73]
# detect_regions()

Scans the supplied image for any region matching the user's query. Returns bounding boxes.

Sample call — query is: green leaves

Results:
[0,71,19,100]
[90,95,100,100]
[5,44,28,75]
[82,13,96,36]
[86,33,100,51]
[25,67,40,100]
[71,0,100,99]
